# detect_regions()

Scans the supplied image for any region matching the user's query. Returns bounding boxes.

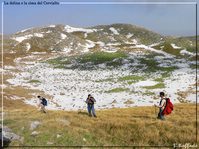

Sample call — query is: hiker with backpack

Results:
[37,95,47,113]
[86,94,97,117]
[154,92,173,120]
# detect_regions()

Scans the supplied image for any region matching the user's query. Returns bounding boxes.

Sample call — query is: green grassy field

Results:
[46,51,128,69]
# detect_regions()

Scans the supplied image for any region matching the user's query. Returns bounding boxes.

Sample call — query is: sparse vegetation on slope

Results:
[3,23,196,60]
[78,51,127,64]
[47,51,128,69]
[105,87,130,93]
[118,75,144,82]
[152,36,196,57]
[142,83,165,89]
[89,23,164,45]
[28,80,41,83]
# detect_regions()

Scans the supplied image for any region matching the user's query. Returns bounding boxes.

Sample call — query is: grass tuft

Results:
[28,80,41,83]
[78,51,127,64]
[142,83,165,89]
[118,75,144,82]
[105,88,130,93]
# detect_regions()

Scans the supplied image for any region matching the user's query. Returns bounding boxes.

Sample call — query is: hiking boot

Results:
[41,109,46,113]
[88,114,92,117]
[94,115,97,118]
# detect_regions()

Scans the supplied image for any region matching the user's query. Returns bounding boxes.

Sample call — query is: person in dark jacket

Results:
[86,94,97,117]
[37,95,47,113]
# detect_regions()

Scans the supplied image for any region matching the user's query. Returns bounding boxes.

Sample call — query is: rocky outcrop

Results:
[0,125,22,148]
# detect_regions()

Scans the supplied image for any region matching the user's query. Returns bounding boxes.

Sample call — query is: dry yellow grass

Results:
[2,100,198,147]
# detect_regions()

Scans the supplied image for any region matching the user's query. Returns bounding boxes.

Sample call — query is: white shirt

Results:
[159,98,166,110]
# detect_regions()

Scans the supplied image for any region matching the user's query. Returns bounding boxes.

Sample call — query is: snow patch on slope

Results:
[34,33,43,38]
[96,41,105,47]
[64,25,97,33]
[7,53,196,111]
[164,68,196,102]
[26,43,31,51]
[171,43,181,49]
[135,44,174,58]
[13,35,33,43]
[180,49,195,56]
[20,27,33,33]
[60,33,67,40]
[62,47,73,53]
[126,33,134,39]
[134,81,157,87]
[109,27,119,35]
[49,25,56,28]
[13,33,44,43]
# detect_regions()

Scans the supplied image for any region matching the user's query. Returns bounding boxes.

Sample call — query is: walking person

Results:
[37,95,47,113]
[86,94,97,117]
[155,92,166,120]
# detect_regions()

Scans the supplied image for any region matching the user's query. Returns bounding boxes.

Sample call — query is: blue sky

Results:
[0,0,198,36]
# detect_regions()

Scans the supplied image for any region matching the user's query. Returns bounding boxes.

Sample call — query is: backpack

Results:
[42,98,47,106]
[162,98,173,115]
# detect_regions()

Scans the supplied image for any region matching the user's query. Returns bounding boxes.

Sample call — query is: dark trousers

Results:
[158,108,165,120]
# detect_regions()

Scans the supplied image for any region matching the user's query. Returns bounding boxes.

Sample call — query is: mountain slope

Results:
[4,23,195,58]
[2,23,197,111]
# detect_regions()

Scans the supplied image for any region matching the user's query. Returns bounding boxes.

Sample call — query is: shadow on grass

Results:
[77,111,89,116]
[131,115,155,119]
